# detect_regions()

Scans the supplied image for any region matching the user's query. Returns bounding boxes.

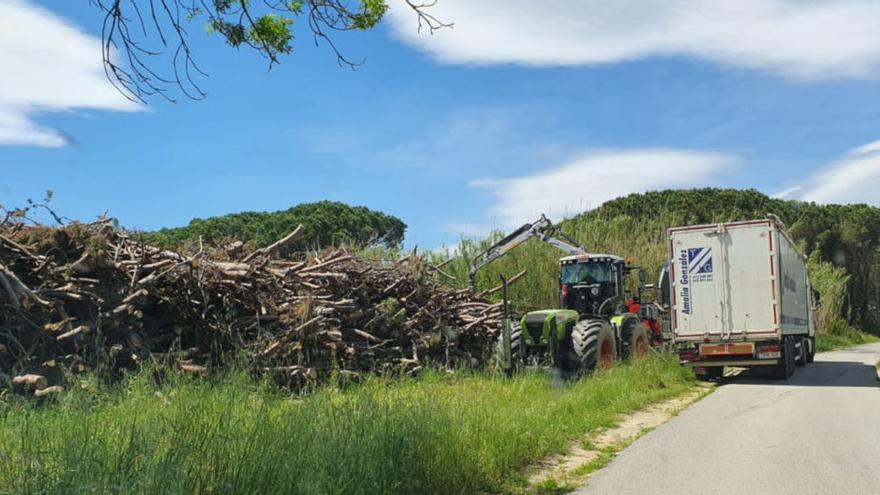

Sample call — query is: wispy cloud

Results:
[372,108,517,169]
[793,141,880,205]
[469,148,736,228]
[368,106,565,176]
[388,0,880,80]
[0,0,140,147]
[771,186,803,199]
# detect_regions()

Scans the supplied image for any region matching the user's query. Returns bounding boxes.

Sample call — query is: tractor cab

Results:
[559,255,627,318]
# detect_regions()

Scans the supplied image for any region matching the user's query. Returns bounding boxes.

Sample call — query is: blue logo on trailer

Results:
[679,247,714,315]
[687,247,713,276]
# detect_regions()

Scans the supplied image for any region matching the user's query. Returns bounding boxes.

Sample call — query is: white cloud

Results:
[848,139,880,156]
[0,0,139,147]
[771,186,803,199]
[797,141,880,205]
[470,149,735,228]
[372,107,518,169]
[388,0,880,80]
[0,109,67,147]
[366,106,566,177]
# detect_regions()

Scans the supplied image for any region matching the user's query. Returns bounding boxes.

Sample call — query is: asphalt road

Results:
[575,343,880,495]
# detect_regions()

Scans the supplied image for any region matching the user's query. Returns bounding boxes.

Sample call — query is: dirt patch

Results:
[527,383,712,491]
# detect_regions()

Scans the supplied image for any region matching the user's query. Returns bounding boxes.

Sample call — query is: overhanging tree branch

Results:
[91,0,452,103]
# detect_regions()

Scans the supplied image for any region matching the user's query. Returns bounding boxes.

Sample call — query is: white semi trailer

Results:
[667,216,817,380]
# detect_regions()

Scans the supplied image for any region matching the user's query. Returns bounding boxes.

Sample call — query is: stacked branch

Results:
[0,221,511,391]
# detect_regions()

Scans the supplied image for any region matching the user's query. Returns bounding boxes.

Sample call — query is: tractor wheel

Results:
[806,337,816,363]
[622,322,649,360]
[573,319,616,374]
[494,323,523,374]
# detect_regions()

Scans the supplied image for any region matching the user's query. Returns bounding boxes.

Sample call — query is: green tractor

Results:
[470,215,666,375]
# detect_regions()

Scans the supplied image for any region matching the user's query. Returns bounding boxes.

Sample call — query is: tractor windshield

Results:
[560,261,612,285]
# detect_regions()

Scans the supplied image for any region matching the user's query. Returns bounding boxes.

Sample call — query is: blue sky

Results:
[2,1,880,250]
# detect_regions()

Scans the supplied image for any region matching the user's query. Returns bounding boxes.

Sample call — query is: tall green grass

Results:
[806,252,877,351]
[0,356,693,495]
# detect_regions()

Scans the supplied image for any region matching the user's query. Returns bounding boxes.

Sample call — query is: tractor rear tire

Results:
[622,322,649,360]
[494,323,523,374]
[573,319,616,374]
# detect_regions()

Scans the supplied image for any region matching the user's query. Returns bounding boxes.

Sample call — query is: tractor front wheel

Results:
[572,319,616,374]
[622,322,649,360]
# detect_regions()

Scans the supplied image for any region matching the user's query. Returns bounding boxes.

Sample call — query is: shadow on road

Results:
[714,360,879,388]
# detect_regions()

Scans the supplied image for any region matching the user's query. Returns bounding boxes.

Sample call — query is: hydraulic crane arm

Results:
[468,214,586,289]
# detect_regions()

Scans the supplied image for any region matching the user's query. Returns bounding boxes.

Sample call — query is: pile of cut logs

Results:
[0,221,519,393]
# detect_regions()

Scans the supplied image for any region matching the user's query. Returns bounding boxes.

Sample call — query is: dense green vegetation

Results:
[442,189,880,342]
[814,324,878,352]
[0,356,693,495]
[144,201,406,253]
[808,251,879,351]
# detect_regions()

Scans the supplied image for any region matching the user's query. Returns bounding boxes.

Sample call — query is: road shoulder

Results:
[524,383,712,494]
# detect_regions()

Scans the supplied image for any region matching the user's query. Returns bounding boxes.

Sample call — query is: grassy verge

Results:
[0,356,694,495]
[816,324,879,353]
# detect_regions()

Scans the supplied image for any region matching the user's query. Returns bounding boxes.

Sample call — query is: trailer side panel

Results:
[777,229,810,336]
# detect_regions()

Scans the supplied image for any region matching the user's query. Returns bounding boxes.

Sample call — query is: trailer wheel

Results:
[806,337,816,363]
[771,337,795,380]
[795,336,807,367]
[494,323,523,374]
[572,319,616,373]
[622,322,649,360]
[696,366,724,381]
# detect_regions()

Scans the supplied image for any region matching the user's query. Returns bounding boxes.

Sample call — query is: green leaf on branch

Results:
[250,14,294,54]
